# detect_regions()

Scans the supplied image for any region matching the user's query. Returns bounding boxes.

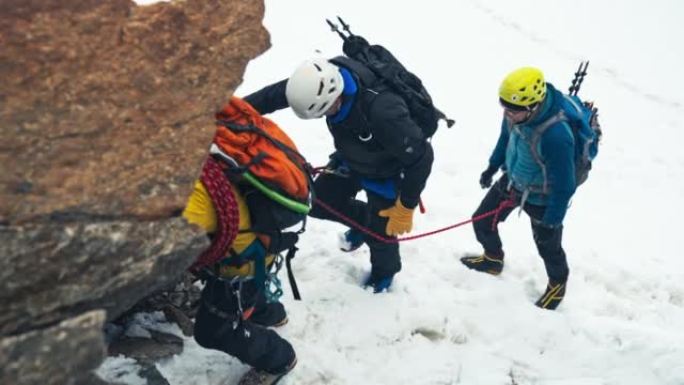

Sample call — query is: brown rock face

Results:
[0,0,270,383]
[0,0,269,223]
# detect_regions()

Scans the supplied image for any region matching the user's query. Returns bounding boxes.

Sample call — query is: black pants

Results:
[472,175,569,283]
[309,172,401,279]
[194,277,295,374]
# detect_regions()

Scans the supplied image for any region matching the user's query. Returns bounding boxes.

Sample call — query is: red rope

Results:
[313,196,516,244]
[190,157,240,271]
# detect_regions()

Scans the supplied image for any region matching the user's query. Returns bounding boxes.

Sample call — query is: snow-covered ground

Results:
[100,1,684,384]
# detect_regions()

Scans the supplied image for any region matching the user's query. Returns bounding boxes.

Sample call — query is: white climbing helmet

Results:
[285,58,344,119]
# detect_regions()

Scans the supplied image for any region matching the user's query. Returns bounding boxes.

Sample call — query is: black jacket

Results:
[244,57,434,209]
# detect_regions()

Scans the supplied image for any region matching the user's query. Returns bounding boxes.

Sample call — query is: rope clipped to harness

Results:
[311,166,516,243]
[190,157,240,272]
[313,196,515,244]
[262,247,301,302]
[491,192,517,231]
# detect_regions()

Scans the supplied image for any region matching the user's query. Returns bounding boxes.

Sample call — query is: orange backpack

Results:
[212,97,312,223]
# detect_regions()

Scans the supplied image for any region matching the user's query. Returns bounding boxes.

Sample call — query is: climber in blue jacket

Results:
[462,67,577,310]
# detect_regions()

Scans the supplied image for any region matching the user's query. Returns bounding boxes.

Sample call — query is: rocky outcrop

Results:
[0,311,107,385]
[0,0,270,383]
[0,0,269,223]
[108,329,184,363]
[0,218,208,336]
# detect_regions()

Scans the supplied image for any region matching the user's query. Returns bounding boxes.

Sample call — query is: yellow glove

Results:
[378,198,415,236]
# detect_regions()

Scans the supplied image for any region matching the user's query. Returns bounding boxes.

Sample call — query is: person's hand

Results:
[479,166,498,189]
[326,152,342,169]
[378,198,415,236]
[323,152,350,177]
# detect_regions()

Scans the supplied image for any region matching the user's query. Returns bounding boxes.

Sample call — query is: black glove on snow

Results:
[479,165,498,189]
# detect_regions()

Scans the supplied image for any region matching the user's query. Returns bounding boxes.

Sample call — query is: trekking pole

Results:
[569,61,590,96]
[337,16,354,37]
[437,108,456,128]
[326,19,348,41]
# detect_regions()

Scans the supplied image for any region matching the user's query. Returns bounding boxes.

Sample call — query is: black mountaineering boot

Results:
[238,355,297,385]
[460,253,504,276]
[535,281,566,310]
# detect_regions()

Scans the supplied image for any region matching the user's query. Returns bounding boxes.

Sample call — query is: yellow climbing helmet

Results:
[499,67,547,107]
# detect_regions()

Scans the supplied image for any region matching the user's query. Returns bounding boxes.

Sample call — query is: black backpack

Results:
[327,17,454,138]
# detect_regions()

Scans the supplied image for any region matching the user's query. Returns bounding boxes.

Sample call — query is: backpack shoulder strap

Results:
[526,111,569,193]
[329,55,378,88]
[329,56,385,141]
[530,111,568,146]
[562,94,584,116]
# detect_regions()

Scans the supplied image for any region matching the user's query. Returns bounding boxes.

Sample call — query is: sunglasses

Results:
[499,98,538,113]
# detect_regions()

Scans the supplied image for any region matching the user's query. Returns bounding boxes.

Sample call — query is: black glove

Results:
[324,152,350,177]
[479,165,498,189]
[326,152,342,169]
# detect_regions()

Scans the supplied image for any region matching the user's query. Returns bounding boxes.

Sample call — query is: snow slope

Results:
[100,1,684,384]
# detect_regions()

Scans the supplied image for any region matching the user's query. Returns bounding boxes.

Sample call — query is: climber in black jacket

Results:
[244,56,434,293]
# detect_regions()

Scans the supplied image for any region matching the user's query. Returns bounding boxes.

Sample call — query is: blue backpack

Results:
[528,63,602,187]
[559,94,601,185]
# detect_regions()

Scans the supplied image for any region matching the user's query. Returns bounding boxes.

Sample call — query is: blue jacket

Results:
[488,83,576,226]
